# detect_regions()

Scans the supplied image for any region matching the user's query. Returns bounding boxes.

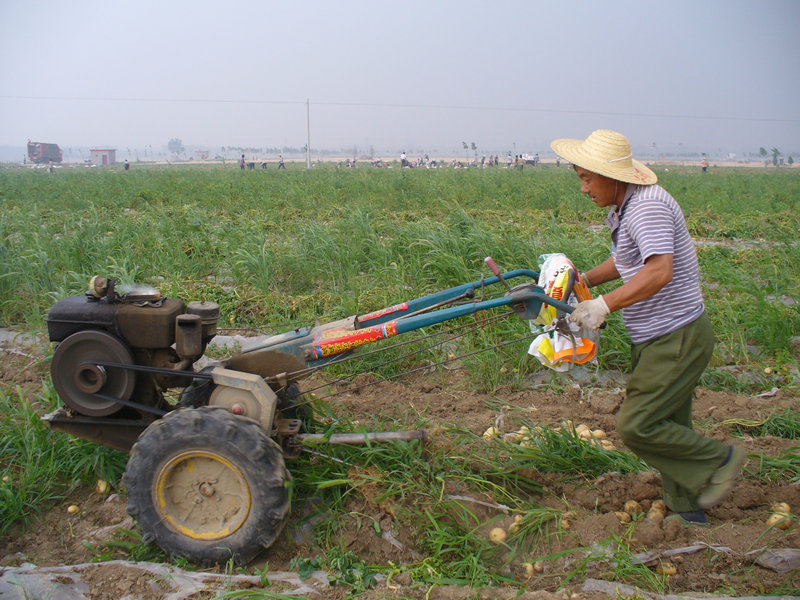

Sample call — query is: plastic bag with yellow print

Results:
[528,253,598,372]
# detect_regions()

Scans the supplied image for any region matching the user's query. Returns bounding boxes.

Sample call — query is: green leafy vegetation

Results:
[0,383,127,534]
[748,448,800,483]
[1,164,797,384]
[0,163,798,596]
[727,409,800,439]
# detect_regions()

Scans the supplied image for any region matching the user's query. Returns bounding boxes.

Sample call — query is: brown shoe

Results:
[698,445,746,509]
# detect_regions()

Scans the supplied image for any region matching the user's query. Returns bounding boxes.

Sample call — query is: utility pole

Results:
[306,98,311,169]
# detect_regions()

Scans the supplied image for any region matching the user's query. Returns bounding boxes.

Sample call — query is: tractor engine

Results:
[47,276,220,418]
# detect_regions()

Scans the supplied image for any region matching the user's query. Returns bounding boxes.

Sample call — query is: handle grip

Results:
[484,256,511,292]
[484,256,501,277]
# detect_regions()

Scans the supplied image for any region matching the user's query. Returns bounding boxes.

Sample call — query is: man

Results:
[551,129,745,525]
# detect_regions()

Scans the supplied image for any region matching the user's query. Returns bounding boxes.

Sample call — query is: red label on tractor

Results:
[312,322,399,358]
[359,303,409,323]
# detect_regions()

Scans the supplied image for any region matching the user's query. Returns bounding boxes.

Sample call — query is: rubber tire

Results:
[123,406,290,566]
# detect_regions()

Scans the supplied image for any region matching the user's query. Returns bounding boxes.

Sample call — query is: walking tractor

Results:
[44,257,589,566]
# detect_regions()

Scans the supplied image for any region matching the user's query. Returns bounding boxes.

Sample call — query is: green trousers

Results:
[617,312,728,512]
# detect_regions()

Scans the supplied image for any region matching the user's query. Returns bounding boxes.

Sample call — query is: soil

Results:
[1,336,799,599]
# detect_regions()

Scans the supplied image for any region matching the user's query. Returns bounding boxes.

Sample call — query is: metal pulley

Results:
[50,330,136,417]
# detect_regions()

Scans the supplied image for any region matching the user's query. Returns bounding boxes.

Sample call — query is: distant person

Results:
[400,151,407,168]
[701,155,708,173]
[124,160,130,171]
[277,154,285,169]
[239,154,246,170]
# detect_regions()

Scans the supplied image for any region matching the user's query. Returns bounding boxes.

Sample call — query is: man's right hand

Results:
[569,296,610,330]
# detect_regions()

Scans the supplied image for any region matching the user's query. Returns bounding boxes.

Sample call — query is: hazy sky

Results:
[2,0,798,157]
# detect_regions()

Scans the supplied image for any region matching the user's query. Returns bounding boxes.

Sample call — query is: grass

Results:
[1,381,797,594]
[727,408,800,439]
[0,382,127,535]
[555,534,668,594]
[1,163,799,595]
[1,164,798,383]
[211,592,305,600]
[85,527,170,563]
[747,448,800,483]
[496,423,648,478]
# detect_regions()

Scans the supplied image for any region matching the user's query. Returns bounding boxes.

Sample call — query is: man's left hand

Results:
[569,296,610,329]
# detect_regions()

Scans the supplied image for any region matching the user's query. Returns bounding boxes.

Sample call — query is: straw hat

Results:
[550,130,657,185]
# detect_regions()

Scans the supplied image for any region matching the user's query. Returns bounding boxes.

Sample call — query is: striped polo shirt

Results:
[607,184,705,344]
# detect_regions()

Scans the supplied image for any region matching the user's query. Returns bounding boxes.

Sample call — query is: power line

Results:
[1,95,797,124]
[0,95,303,106]
[315,101,800,124]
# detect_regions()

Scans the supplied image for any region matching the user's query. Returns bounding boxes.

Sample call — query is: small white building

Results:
[90,148,116,166]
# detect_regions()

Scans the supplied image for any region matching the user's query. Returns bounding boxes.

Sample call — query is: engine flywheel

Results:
[51,330,136,417]
[225,349,308,384]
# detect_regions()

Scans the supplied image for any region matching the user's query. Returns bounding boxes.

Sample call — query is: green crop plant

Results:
[747,448,800,483]
[1,164,799,598]
[2,165,799,387]
[0,383,127,534]
[727,409,800,439]
[494,422,648,478]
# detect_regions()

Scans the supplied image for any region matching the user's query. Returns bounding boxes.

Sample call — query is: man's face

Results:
[575,166,621,208]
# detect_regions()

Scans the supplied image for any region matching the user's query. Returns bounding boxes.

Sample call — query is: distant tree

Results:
[771,147,781,166]
[168,138,184,156]
[788,155,794,166]
[462,141,468,162]
[471,142,477,161]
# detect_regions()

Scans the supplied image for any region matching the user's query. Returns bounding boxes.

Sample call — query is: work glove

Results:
[569,296,610,330]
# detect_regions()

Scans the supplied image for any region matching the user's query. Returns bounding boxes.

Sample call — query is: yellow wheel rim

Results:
[154,450,251,541]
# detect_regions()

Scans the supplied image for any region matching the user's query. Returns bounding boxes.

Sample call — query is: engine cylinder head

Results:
[187,301,220,340]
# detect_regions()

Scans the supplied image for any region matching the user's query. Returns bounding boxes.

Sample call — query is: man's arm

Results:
[584,257,620,287]
[602,253,673,312]
[571,253,674,330]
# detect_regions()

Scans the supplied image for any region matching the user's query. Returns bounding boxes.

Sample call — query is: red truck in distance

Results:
[27,141,63,164]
